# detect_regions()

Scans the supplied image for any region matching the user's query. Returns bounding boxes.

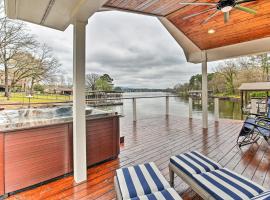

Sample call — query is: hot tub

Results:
[0,106,120,195]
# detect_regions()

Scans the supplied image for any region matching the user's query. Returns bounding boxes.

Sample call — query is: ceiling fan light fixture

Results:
[180,0,257,24]
[221,6,233,12]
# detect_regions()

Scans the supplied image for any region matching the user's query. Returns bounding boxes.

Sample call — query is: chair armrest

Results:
[256,116,270,122]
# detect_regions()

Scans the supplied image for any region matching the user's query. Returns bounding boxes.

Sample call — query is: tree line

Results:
[86,73,114,92]
[174,53,270,96]
[0,15,61,99]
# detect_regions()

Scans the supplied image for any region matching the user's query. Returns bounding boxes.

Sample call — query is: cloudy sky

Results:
[5,7,218,89]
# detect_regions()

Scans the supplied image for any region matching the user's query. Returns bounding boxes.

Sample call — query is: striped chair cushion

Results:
[170,151,221,176]
[251,191,270,200]
[128,188,183,200]
[116,162,171,199]
[192,168,266,200]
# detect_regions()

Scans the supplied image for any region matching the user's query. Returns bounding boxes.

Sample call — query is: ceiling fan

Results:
[179,0,257,24]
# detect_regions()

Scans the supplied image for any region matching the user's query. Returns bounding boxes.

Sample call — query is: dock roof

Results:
[239,82,270,91]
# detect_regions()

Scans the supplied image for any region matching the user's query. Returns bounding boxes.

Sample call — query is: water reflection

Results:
[218,99,243,120]
[98,92,244,123]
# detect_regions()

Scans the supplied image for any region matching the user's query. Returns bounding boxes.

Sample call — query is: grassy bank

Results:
[215,91,268,99]
[214,93,240,99]
[0,93,71,104]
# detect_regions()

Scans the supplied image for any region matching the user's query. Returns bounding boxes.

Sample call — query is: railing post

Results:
[202,51,208,129]
[189,97,192,119]
[121,104,124,116]
[133,98,137,122]
[166,96,169,116]
[214,98,219,122]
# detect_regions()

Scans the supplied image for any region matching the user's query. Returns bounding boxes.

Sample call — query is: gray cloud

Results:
[22,11,217,89]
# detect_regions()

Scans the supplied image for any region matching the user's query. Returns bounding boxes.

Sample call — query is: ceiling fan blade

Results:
[237,0,256,4]
[224,12,229,23]
[179,2,217,6]
[201,10,219,24]
[183,7,216,20]
[234,5,257,14]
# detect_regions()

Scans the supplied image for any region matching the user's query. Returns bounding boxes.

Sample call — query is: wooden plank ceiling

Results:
[104,0,270,50]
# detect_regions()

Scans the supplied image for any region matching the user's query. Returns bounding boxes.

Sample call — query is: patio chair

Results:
[237,97,270,147]
[114,162,183,200]
[169,151,269,200]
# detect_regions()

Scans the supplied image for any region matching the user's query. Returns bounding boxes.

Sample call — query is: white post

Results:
[202,51,208,129]
[189,97,192,119]
[133,98,137,122]
[166,96,169,116]
[73,20,87,183]
[214,98,219,122]
[121,104,124,116]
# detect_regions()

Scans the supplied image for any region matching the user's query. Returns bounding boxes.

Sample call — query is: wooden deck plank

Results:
[6,116,270,200]
[252,147,270,186]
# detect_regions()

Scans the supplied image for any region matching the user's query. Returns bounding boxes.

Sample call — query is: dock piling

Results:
[166,96,169,116]
[132,98,137,122]
[189,97,192,119]
[214,98,219,122]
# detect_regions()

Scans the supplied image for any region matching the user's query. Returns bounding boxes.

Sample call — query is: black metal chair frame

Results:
[237,114,270,147]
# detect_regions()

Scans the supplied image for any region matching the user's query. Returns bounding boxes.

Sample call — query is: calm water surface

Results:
[99,92,243,123]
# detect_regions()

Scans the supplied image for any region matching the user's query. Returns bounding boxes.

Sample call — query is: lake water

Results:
[99,92,243,123]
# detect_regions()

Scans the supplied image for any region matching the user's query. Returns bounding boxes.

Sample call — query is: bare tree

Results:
[8,52,36,90]
[0,17,36,98]
[66,76,73,87]
[28,44,61,94]
[86,73,100,91]
[250,53,270,81]
[216,61,238,94]
[60,75,66,86]
[209,73,226,94]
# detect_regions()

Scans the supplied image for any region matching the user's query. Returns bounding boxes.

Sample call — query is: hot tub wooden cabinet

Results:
[0,114,120,195]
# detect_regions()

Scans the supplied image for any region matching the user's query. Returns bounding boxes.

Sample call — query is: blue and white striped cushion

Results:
[193,168,266,200]
[252,191,270,200]
[170,151,221,176]
[128,188,183,200]
[116,162,171,199]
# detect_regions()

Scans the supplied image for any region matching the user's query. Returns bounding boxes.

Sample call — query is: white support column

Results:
[189,97,192,119]
[202,51,208,129]
[73,20,87,183]
[133,98,137,122]
[214,98,219,122]
[166,96,169,116]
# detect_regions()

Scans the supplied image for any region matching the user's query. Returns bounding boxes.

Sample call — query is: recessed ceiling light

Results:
[208,29,215,34]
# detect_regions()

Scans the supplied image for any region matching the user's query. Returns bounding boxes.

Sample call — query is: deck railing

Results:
[103,95,220,122]
[0,94,220,123]
[127,95,176,122]
[188,97,219,122]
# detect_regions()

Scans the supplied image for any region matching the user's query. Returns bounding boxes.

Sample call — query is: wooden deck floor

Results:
[7,115,270,200]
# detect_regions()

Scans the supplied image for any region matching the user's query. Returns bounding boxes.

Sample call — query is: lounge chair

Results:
[237,98,270,147]
[169,151,269,200]
[237,116,270,147]
[114,162,183,200]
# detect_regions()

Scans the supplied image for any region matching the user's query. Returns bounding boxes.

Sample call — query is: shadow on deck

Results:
[7,115,270,200]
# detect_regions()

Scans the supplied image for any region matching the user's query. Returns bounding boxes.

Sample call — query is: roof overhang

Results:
[5,0,108,31]
[159,17,270,63]
[4,0,270,63]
